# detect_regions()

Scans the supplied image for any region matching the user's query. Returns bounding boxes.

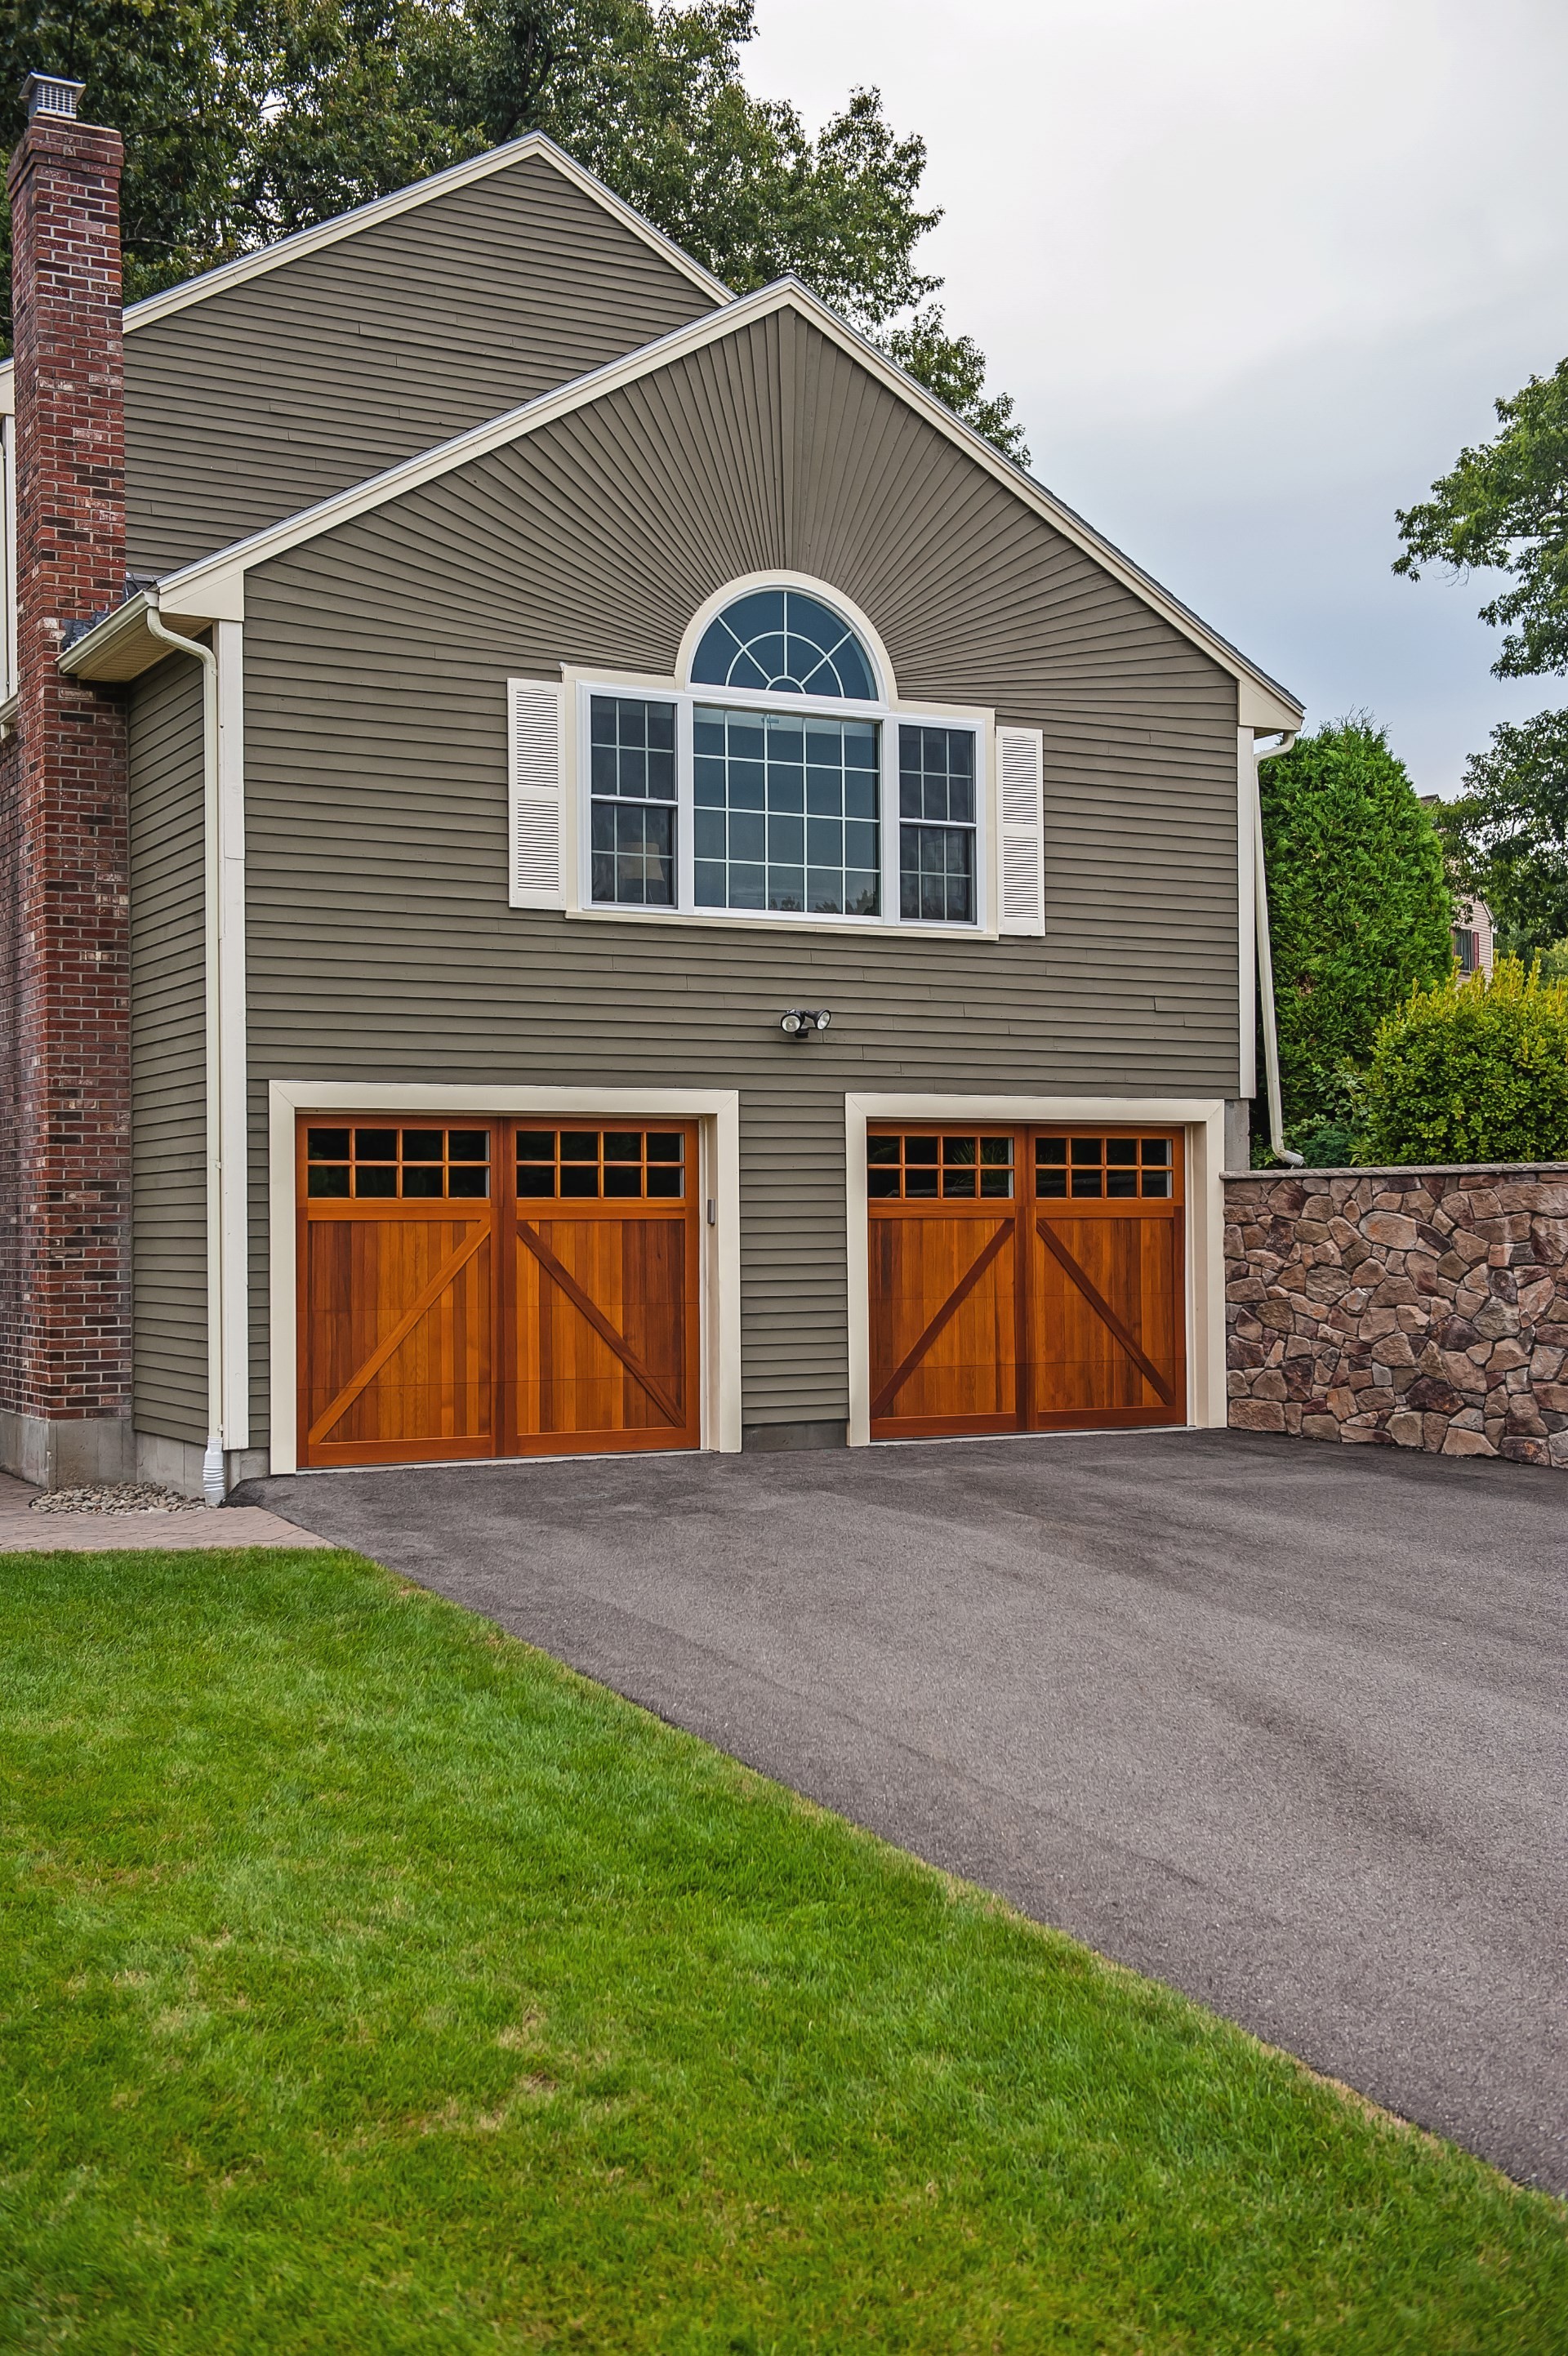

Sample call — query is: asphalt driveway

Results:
[241,1429,1568,2193]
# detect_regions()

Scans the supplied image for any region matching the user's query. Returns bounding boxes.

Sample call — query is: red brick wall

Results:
[0,110,131,1432]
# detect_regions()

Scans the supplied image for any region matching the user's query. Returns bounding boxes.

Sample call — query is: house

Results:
[1452,897,1494,979]
[1419,799,1495,978]
[0,75,1303,1497]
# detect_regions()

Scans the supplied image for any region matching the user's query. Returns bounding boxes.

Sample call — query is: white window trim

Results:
[267,1080,742,1475]
[675,569,902,706]
[564,666,998,939]
[842,1092,1228,1447]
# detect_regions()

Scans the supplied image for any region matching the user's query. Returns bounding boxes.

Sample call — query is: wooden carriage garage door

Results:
[868,1125,1184,1439]
[298,1120,700,1467]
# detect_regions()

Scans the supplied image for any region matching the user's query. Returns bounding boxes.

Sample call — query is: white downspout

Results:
[1252,731,1303,1168]
[145,603,226,1503]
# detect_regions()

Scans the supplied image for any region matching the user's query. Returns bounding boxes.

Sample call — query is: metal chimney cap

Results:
[21,73,86,121]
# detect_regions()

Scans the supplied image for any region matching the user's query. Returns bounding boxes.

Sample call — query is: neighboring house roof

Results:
[0,132,728,415]
[62,271,1304,727]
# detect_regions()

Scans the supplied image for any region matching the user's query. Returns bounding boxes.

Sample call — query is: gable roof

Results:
[62,274,1303,725]
[0,132,728,413]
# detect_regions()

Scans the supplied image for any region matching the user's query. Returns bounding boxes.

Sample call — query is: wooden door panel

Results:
[869,1213,1019,1436]
[301,1210,495,1465]
[509,1211,697,1450]
[1029,1212,1181,1425]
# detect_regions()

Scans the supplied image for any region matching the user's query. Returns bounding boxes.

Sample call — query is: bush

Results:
[1259,719,1454,1133]
[1357,957,1568,1165]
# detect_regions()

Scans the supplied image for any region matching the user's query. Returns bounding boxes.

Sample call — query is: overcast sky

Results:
[748,0,1568,790]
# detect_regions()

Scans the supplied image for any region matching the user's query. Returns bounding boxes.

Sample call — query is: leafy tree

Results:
[1431,710,1568,956]
[884,304,1027,464]
[1395,360,1568,680]
[0,2,281,304]
[1396,358,1568,951]
[0,0,1027,455]
[1357,957,1568,1166]
[1258,719,1454,1146]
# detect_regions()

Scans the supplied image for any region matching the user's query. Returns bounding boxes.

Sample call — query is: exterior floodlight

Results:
[780,1008,831,1040]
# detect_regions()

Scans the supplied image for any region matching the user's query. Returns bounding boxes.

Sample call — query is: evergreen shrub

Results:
[1258,719,1453,1138]
[1357,957,1568,1165]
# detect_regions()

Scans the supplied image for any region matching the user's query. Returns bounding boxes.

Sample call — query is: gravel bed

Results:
[29,1481,209,1516]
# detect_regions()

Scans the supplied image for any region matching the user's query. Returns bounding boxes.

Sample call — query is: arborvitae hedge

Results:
[1358,959,1568,1165]
[1259,720,1454,1141]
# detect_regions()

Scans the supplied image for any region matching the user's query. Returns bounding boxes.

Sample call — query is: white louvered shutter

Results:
[997,725,1045,936]
[508,679,566,909]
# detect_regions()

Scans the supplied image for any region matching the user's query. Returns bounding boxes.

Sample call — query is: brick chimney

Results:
[0,73,132,1488]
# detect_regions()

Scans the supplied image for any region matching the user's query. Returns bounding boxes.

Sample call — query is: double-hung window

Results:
[590,693,678,906]
[899,725,976,924]
[567,585,1039,933]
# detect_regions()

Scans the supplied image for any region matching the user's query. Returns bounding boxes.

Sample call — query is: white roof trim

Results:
[0,132,728,405]
[154,277,1301,719]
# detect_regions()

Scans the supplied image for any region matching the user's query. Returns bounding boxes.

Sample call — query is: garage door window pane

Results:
[512,1129,684,1199]
[318,1127,493,1199]
[1036,1133,1176,1200]
[868,1132,1013,1200]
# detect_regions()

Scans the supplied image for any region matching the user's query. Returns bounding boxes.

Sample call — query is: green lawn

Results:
[1,1549,1563,2354]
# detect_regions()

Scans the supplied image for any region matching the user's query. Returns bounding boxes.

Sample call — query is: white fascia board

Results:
[154,276,1303,720]
[1238,676,1301,733]
[0,133,729,407]
[161,574,245,623]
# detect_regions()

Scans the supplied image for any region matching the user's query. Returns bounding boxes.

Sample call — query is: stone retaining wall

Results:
[1223,1165,1568,1466]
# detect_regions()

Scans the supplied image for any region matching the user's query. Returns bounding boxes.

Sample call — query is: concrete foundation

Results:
[742,1418,847,1452]
[133,1432,272,1499]
[0,1410,135,1490]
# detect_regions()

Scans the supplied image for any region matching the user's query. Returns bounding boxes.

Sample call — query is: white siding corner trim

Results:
[265,1082,742,1475]
[215,621,251,1450]
[996,726,1045,936]
[1237,728,1258,1099]
[842,1092,1227,1446]
[509,679,567,908]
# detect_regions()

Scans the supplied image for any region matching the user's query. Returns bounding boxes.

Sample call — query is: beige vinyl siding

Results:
[128,652,207,1444]
[126,153,719,575]
[242,310,1240,1441]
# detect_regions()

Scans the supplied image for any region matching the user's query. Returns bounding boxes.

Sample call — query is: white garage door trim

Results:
[267,1080,742,1474]
[844,1092,1227,1447]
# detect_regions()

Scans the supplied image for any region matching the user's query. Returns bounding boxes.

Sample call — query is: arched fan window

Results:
[690,587,877,701]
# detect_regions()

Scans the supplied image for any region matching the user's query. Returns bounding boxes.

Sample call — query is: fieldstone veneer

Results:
[1224,1165,1568,1467]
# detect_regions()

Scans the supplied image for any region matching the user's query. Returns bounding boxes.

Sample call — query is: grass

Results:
[1,1548,1564,2354]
